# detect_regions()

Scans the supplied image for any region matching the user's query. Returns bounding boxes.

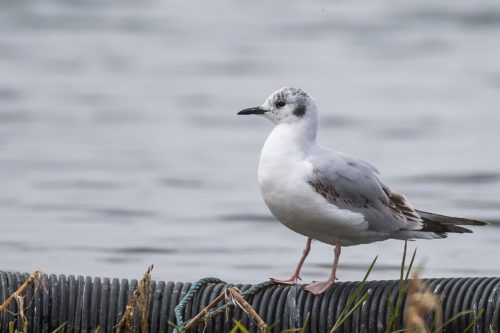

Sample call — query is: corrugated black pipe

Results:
[0,272,498,333]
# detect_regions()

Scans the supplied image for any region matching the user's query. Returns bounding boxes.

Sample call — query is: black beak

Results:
[237,107,266,115]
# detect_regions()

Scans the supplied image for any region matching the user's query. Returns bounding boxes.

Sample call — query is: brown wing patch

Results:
[382,186,421,223]
[308,180,372,208]
[308,180,422,224]
[308,180,339,202]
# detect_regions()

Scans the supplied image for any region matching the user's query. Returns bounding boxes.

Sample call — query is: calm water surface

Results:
[1,0,499,283]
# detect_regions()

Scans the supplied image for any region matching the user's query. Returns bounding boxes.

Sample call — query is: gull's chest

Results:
[257,125,313,200]
[258,157,308,203]
[257,147,315,224]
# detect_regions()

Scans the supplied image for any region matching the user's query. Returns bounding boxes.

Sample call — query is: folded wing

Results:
[308,150,423,233]
[308,149,487,237]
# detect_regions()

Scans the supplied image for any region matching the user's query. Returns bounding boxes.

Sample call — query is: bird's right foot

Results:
[304,278,336,295]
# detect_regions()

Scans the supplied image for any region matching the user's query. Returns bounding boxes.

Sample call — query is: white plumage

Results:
[238,87,486,294]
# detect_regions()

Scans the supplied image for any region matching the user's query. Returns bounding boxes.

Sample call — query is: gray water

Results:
[1,0,499,284]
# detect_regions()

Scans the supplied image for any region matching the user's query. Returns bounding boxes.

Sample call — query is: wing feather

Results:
[308,149,422,232]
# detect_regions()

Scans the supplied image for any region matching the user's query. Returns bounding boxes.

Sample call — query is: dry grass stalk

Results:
[138,265,153,333]
[404,270,442,333]
[0,270,42,333]
[13,293,29,333]
[181,286,268,333]
[0,270,42,313]
[184,292,226,332]
[227,287,269,333]
[116,265,154,333]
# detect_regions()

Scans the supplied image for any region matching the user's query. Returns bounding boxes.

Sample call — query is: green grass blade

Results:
[330,291,370,332]
[400,241,407,282]
[280,326,304,333]
[268,320,280,330]
[230,319,250,333]
[404,248,417,281]
[386,241,415,333]
[342,255,378,313]
[463,308,484,333]
[432,309,476,332]
[387,298,395,316]
[330,256,377,333]
[51,322,67,333]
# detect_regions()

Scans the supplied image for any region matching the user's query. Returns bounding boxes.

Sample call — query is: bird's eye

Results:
[276,100,286,108]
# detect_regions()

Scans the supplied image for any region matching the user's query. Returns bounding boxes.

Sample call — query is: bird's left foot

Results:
[270,276,301,285]
[304,279,336,295]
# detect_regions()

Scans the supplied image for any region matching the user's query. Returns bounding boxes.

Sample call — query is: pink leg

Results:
[271,238,312,285]
[305,243,341,295]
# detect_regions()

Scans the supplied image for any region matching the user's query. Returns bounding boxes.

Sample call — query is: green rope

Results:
[173,278,275,333]
[204,280,274,319]
[173,277,225,333]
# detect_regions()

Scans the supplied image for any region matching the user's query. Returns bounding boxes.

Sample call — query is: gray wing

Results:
[308,150,422,232]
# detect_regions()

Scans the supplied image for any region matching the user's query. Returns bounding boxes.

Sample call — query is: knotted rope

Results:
[173,277,275,333]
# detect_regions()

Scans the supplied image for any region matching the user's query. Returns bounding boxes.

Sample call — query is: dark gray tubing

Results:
[0,272,498,333]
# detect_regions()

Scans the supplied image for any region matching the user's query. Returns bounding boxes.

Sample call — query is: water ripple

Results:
[401,172,500,184]
[220,213,276,223]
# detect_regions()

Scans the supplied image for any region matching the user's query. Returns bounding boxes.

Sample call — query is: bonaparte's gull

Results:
[237,87,487,294]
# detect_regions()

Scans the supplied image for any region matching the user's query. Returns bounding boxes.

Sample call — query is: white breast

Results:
[257,125,371,246]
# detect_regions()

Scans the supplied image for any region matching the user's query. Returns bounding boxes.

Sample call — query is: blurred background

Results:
[0,0,499,283]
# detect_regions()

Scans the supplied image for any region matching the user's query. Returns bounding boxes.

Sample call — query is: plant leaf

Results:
[330,256,377,333]
[230,319,250,333]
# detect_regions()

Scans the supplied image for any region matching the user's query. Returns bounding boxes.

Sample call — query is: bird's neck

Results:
[261,118,318,162]
[258,119,318,195]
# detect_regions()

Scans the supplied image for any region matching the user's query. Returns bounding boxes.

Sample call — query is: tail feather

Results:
[416,210,488,234]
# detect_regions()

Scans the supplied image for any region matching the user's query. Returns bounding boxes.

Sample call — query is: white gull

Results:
[237,87,486,295]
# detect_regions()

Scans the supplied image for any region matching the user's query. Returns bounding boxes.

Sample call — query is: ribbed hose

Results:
[0,272,498,333]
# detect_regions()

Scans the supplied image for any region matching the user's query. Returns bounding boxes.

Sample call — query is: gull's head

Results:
[237,87,317,125]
